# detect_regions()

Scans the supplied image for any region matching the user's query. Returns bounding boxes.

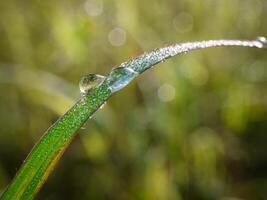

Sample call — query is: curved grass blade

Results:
[1,37,266,200]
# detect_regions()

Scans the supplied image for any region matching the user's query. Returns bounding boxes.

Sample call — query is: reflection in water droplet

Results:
[79,74,106,94]
[105,67,138,93]
[256,36,267,48]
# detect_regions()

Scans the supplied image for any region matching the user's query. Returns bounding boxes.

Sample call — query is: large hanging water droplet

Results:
[256,36,267,48]
[105,67,138,93]
[79,74,106,94]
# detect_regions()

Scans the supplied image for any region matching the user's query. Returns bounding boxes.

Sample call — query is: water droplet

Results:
[79,74,106,94]
[105,67,138,93]
[256,36,267,48]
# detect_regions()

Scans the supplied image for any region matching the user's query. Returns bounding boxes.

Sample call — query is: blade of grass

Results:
[1,38,266,200]
[0,83,112,200]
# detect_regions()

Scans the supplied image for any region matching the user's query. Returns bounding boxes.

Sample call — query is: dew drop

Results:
[256,36,267,48]
[79,74,106,94]
[105,67,138,93]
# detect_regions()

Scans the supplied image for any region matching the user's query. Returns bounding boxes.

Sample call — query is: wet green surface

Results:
[1,84,111,199]
[0,0,267,199]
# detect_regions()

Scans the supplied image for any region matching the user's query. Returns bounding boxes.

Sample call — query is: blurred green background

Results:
[0,0,266,199]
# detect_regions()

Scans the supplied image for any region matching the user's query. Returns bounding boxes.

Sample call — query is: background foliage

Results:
[0,0,266,199]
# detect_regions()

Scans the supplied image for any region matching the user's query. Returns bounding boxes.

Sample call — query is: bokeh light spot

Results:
[84,0,103,17]
[157,83,176,102]
[108,27,127,47]
[173,12,194,33]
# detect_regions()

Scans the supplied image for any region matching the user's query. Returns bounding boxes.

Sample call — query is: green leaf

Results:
[1,38,266,200]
